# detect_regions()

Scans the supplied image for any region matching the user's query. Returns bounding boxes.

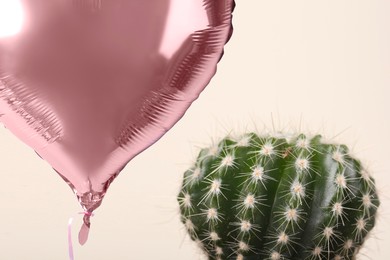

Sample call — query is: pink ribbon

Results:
[68,211,94,260]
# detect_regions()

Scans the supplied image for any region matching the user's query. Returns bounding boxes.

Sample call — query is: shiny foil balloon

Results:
[0,0,234,243]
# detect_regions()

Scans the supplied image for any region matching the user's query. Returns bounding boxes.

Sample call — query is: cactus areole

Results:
[178,133,379,260]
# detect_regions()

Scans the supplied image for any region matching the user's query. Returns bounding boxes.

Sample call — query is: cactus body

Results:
[178,133,379,260]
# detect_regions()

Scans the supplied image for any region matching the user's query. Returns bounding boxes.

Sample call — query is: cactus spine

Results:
[178,133,379,260]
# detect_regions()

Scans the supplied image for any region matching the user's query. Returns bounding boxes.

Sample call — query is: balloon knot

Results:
[80,211,94,217]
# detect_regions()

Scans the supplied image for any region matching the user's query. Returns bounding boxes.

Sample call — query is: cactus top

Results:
[178,133,379,260]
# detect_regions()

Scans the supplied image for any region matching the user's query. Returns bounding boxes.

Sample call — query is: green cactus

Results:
[178,133,379,260]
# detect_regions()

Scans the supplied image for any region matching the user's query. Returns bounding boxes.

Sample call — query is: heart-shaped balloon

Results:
[0,0,234,242]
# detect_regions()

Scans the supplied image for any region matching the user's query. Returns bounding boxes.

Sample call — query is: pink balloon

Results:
[0,0,234,241]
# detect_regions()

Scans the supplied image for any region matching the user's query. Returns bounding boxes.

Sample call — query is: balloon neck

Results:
[75,190,103,245]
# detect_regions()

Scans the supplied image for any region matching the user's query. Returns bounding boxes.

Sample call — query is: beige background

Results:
[1,1,389,259]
